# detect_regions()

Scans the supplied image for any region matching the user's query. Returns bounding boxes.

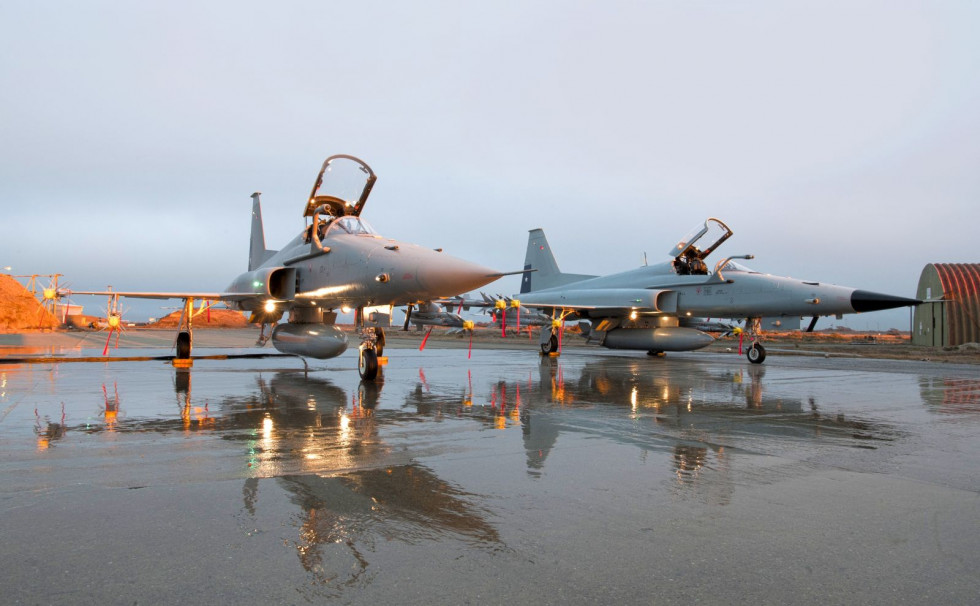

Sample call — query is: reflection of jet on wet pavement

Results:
[57,368,504,594]
[239,374,502,593]
[515,357,900,483]
[272,464,500,592]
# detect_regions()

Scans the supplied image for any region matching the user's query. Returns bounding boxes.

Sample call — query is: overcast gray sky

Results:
[2,1,977,329]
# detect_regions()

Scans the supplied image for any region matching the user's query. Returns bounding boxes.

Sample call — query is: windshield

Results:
[718,260,752,272]
[303,155,377,218]
[330,216,380,236]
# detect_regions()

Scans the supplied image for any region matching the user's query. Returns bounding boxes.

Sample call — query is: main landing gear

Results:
[176,331,192,359]
[746,342,766,364]
[540,332,559,355]
[540,313,571,356]
[173,298,203,364]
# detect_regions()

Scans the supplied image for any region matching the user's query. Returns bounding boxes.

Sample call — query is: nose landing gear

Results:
[746,342,766,364]
[358,326,385,380]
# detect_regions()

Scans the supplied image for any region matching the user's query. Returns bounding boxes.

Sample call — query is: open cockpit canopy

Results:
[668,218,733,260]
[669,218,734,275]
[303,154,377,218]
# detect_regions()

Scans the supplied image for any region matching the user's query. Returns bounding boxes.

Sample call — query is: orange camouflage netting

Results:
[0,274,59,330]
[147,308,251,329]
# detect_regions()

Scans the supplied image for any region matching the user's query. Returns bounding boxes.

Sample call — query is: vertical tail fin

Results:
[520,228,596,293]
[248,192,277,270]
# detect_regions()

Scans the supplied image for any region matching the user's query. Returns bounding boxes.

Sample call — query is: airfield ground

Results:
[2,328,979,605]
[2,325,979,365]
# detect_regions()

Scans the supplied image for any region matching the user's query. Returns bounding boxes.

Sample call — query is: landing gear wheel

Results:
[540,333,559,355]
[747,343,766,364]
[359,347,379,380]
[176,331,191,359]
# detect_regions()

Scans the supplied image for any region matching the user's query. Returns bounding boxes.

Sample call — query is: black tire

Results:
[647,350,665,357]
[540,333,559,355]
[359,348,379,380]
[747,343,766,364]
[176,331,192,359]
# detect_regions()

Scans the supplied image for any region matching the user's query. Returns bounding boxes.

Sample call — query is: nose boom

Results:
[850,290,920,313]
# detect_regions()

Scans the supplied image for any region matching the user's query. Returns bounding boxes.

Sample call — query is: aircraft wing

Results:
[516,288,676,314]
[68,290,259,302]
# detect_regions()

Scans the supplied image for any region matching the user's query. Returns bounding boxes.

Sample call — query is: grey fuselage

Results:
[517,223,918,355]
[519,261,860,320]
[225,217,499,316]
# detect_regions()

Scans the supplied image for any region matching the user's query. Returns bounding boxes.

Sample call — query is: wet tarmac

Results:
[2,342,979,605]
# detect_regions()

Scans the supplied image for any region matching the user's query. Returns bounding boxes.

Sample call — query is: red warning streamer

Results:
[419,327,434,351]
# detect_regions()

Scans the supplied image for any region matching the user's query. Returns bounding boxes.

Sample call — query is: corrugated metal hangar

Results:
[913,263,980,347]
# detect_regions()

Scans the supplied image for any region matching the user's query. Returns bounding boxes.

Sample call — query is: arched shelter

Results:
[912,263,980,347]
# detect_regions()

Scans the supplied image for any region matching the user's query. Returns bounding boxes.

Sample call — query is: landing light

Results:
[341,305,352,314]
[264,300,276,313]
[629,310,638,321]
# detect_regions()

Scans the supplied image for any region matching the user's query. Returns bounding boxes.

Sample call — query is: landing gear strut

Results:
[173,298,197,362]
[256,323,270,347]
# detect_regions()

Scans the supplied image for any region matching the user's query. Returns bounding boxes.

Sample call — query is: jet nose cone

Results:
[851,290,921,313]
[417,255,501,297]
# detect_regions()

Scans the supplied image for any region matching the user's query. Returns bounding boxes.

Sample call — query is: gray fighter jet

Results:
[517,218,919,363]
[401,301,468,332]
[72,154,505,379]
[440,292,552,333]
